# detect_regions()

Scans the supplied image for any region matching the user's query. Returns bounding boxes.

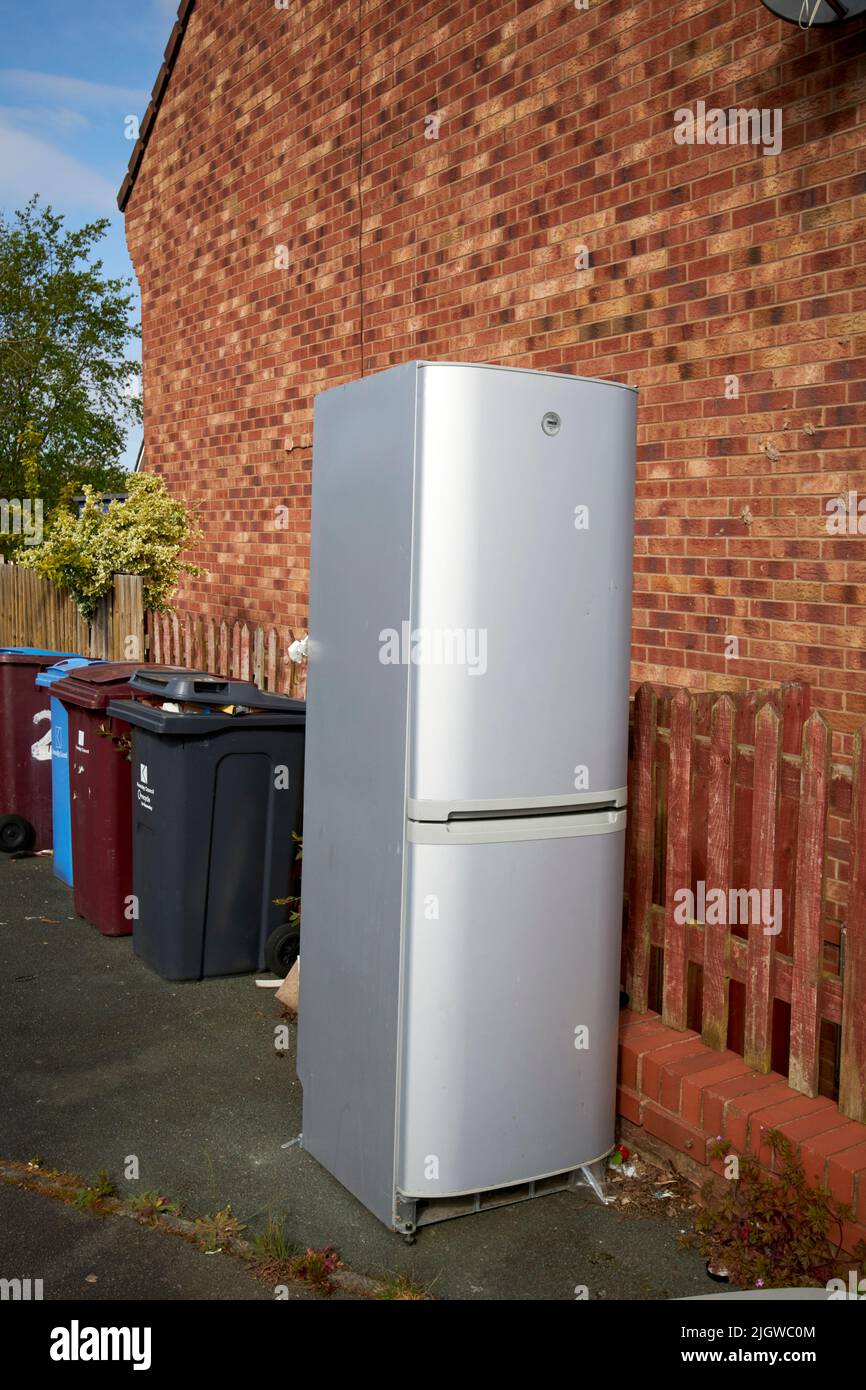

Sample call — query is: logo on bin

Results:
[136,763,155,812]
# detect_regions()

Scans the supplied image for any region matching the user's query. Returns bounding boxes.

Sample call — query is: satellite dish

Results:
[761,0,866,24]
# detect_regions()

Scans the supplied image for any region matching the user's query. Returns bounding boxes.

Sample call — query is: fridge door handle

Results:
[408,789,628,822]
[407,808,627,845]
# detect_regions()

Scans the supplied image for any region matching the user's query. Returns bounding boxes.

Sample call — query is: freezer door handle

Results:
[407,808,627,845]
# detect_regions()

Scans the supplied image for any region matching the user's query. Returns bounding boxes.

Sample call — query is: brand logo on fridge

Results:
[378,623,488,676]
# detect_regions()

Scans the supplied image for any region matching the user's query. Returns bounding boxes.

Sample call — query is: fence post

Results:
[788,712,829,1098]
[702,694,735,1050]
[662,689,693,1031]
[840,728,866,1122]
[626,684,657,1013]
[743,703,782,1073]
[111,574,144,662]
[90,590,110,659]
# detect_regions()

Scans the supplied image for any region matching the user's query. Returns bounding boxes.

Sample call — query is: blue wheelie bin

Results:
[34,657,106,885]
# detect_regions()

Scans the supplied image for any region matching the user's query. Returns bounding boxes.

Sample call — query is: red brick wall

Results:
[125,0,866,733]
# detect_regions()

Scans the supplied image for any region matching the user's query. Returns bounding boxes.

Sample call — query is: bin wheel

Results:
[265,922,300,978]
[0,815,34,853]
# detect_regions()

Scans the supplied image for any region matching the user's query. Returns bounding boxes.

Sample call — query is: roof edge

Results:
[117,0,196,213]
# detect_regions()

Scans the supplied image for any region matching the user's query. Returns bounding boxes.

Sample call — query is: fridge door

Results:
[396,810,625,1199]
[408,363,636,817]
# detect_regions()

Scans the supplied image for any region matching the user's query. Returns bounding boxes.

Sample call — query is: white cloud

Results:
[0,118,117,213]
[0,104,90,134]
[0,70,148,112]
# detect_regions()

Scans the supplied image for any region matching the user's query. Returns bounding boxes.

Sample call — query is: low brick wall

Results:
[617,1008,866,1256]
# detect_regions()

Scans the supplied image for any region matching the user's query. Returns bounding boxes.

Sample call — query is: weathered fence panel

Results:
[0,563,143,659]
[625,680,864,1122]
[144,609,307,698]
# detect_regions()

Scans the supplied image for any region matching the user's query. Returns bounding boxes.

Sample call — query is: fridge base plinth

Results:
[394,1154,614,1235]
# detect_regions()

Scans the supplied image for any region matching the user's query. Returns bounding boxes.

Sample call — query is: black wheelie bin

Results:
[108,671,305,980]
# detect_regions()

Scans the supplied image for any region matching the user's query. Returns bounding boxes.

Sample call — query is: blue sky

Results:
[0,0,179,468]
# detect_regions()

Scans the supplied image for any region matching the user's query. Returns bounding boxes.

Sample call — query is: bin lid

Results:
[0,646,80,668]
[35,657,106,688]
[51,663,199,711]
[128,669,305,712]
[107,697,305,734]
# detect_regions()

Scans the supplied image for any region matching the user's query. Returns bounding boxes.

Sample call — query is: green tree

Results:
[0,197,141,554]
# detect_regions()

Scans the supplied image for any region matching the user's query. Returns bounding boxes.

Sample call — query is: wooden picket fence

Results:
[145,610,307,698]
[625,681,866,1123]
[0,562,145,660]
[0,563,303,692]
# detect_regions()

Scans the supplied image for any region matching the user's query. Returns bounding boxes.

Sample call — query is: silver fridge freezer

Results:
[297,361,637,1235]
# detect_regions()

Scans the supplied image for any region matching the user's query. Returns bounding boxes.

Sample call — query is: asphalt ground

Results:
[0,850,719,1301]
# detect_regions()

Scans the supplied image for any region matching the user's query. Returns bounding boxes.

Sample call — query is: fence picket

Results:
[626,684,657,1013]
[266,627,278,692]
[150,611,162,664]
[840,730,866,1122]
[702,694,735,1049]
[662,690,693,1030]
[788,713,829,1098]
[743,704,782,1073]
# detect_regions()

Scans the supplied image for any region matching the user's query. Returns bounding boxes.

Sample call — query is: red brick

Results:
[701,1072,786,1141]
[619,1009,660,1030]
[800,1125,866,1190]
[750,1095,837,1166]
[659,1048,743,1117]
[616,1085,642,1126]
[840,1219,866,1258]
[773,1108,856,1162]
[642,1100,708,1162]
[724,1083,812,1153]
[641,1037,710,1104]
[618,1023,699,1092]
[680,1058,754,1127]
[825,1142,866,1207]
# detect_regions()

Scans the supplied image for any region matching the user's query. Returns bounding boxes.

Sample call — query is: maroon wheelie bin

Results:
[0,647,79,853]
[51,662,194,936]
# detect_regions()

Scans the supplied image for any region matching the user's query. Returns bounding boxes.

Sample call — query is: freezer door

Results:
[396,817,625,1198]
[408,363,636,815]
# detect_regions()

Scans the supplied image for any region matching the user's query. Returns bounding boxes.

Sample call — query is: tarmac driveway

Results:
[0,851,718,1300]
